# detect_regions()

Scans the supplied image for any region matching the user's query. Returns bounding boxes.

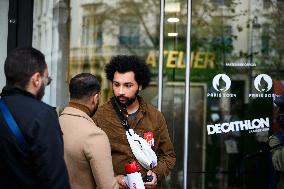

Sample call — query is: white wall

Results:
[0,0,8,89]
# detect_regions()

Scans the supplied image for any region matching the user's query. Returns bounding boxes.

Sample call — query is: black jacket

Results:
[0,86,70,189]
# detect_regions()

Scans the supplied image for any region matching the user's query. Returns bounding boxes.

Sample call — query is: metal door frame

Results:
[157,0,192,188]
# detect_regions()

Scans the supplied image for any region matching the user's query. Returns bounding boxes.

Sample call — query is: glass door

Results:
[190,0,284,188]
[158,0,188,188]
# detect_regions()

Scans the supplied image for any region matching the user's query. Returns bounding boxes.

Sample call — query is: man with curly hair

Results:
[93,55,176,189]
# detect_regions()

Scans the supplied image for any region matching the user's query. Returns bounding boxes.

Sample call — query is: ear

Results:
[139,85,142,91]
[31,72,42,88]
[92,93,99,104]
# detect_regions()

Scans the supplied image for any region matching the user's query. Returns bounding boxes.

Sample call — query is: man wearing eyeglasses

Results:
[0,47,70,189]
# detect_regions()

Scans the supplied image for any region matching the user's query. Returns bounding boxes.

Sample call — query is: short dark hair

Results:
[4,47,47,88]
[105,55,151,89]
[69,73,101,100]
[275,95,284,112]
[275,95,284,127]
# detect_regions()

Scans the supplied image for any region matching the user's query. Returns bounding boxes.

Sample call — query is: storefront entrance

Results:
[30,0,284,188]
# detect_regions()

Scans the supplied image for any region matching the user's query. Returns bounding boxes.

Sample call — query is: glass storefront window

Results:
[33,0,69,107]
[160,0,188,188]
[190,0,284,188]
[69,0,161,104]
[32,0,284,188]
[0,0,8,89]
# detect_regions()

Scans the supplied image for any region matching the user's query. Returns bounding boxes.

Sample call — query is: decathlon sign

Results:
[207,74,237,98]
[207,117,270,135]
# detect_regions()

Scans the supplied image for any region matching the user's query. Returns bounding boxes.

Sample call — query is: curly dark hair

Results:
[105,55,151,89]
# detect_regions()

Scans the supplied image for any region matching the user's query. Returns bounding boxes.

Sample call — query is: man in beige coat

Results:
[59,73,118,189]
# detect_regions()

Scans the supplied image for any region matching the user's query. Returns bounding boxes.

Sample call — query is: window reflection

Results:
[69,0,161,102]
[0,0,8,89]
[192,0,284,188]
[119,17,140,47]
[31,0,284,188]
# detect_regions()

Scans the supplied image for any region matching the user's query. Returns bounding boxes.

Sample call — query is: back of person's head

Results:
[4,47,47,88]
[275,95,284,112]
[69,73,101,101]
[275,95,284,127]
[105,55,151,89]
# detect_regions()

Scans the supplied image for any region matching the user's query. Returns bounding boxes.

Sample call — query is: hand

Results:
[269,135,284,171]
[144,170,157,189]
[116,175,128,189]
[272,147,284,171]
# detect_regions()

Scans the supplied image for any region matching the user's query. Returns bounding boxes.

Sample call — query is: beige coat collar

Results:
[61,107,94,123]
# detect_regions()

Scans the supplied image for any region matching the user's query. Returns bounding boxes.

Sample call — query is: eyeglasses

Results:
[43,76,52,86]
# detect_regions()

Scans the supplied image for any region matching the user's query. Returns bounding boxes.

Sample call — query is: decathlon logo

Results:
[212,74,231,92]
[253,74,272,92]
[207,117,270,135]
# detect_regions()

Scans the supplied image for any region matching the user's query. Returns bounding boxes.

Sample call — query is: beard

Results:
[90,99,99,117]
[114,89,139,108]
[36,82,45,100]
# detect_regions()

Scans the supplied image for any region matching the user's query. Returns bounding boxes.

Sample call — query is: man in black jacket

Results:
[0,47,70,188]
